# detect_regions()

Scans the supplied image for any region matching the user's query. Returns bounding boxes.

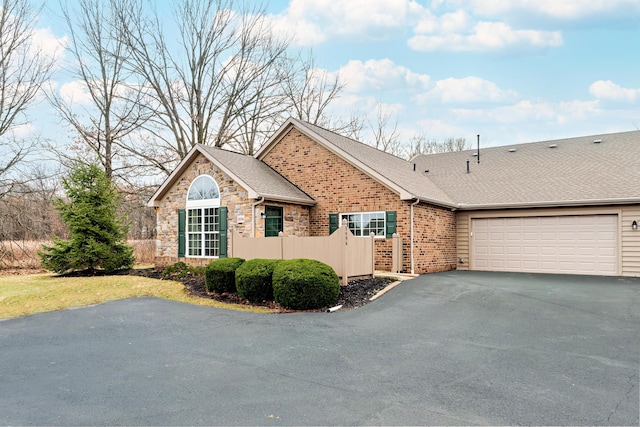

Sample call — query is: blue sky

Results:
[36,0,640,150]
[262,0,640,147]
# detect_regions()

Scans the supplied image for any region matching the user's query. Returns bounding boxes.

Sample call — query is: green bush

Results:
[272,259,340,310]
[162,262,205,278]
[190,266,206,276]
[205,258,245,293]
[162,261,190,278]
[235,259,281,303]
[38,163,134,274]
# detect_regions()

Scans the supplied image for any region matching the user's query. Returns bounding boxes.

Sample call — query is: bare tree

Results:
[48,0,152,180]
[282,54,343,125]
[0,0,55,197]
[0,164,64,269]
[367,104,403,156]
[111,0,290,171]
[407,133,469,158]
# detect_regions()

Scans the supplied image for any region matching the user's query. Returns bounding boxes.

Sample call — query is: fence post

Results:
[370,232,375,276]
[341,223,348,286]
[392,233,402,273]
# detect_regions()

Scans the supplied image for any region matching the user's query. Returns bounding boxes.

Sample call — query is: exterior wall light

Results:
[633,220,638,231]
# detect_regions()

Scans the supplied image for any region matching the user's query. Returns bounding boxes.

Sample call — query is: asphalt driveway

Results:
[1,271,638,426]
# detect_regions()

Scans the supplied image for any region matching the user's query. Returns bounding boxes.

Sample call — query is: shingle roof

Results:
[147,144,315,207]
[151,118,640,210]
[413,130,640,208]
[265,118,457,207]
[197,145,314,204]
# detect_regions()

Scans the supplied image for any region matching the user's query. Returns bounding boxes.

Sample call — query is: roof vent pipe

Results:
[466,159,470,173]
[413,163,416,172]
[477,134,480,164]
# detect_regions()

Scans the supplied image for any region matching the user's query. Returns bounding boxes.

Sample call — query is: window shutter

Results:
[385,210,396,238]
[218,207,228,258]
[178,209,186,257]
[329,213,339,234]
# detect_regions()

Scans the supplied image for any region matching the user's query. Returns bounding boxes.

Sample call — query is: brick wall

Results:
[262,128,457,273]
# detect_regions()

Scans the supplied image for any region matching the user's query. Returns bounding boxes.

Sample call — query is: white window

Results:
[340,211,385,237]
[186,175,220,257]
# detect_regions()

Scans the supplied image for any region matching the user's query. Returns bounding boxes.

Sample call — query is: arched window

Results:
[185,175,222,257]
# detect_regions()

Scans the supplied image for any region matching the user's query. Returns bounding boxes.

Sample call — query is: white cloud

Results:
[415,118,463,136]
[59,80,93,104]
[422,76,518,104]
[269,0,570,54]
[413,9,471,34]
[447,0,640,20]
[32,27,67,66]
[270,0,425,45]
[589,80,640,103]
[452,99,600,124]
[10,123,35,137]
[409,20,562,52]
[335,59,431,93]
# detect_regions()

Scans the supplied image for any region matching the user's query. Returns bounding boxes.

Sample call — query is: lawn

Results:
[0,273,274,319]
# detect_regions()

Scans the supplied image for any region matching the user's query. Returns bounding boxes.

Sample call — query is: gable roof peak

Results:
[257,116,457,207]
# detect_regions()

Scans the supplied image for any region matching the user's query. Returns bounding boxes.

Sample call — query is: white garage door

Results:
[471,215,618,275]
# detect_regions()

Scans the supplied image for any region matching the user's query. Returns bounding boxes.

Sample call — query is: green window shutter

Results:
[178,209,186,257]
[385,210,396,238]
[218,207,228,258]
[329,213,339,234]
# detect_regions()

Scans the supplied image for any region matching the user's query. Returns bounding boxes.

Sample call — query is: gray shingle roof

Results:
[198,145,315,205]
[413,130,640,208]
[288,118,457,207]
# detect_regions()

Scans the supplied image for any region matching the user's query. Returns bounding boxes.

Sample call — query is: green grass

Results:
[0,273,274,319]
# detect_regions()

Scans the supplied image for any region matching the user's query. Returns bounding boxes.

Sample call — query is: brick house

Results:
[148,118,640,276]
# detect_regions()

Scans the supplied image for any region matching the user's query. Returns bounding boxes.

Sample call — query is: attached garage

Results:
[471,214,618,276]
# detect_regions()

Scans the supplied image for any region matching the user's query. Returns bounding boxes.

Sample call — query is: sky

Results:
[32,0,640,152]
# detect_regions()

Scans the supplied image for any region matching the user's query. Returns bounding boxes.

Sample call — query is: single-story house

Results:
[148,117,640,277]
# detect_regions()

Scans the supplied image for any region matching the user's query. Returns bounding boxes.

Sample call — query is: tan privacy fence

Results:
[230,224,374,285]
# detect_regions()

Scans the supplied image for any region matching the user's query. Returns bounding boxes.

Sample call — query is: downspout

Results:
[251,197,264,238]
[410,198,419,275]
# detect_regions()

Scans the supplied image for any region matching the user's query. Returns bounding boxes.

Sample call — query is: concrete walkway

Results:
[1,271,638,425]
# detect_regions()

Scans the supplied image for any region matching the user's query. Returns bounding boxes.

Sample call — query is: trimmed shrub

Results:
[205,257,245,293]
[272,258,340,310]
[235,259,281,303]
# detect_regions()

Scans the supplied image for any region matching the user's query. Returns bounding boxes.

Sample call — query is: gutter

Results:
[456,197,640,211]
[258,194,316,206]
[251,197,264,237]
[410,199,420,275]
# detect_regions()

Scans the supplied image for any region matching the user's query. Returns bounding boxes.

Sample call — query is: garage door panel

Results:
[506,246,521,255]
[540,246,557,256]
[599,247,616,257]
[472,215,618,276]
[558,246,574,256]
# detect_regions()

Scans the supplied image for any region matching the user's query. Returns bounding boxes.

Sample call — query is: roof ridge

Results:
[290,118,412,163]
[415,129,640,160]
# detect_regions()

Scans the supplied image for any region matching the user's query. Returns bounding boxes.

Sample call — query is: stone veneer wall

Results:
[253,202,310,238]
[155,153,309,267]
[261,128,457,273]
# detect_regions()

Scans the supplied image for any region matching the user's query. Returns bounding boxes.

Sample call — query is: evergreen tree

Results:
[39,164,134,273]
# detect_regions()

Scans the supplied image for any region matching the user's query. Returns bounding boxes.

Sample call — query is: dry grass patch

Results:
[0,273,274,319]
[0,239,156,270]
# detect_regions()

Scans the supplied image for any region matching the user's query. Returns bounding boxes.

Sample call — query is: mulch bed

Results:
[128,267,394,312]
[1,266,395,312]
